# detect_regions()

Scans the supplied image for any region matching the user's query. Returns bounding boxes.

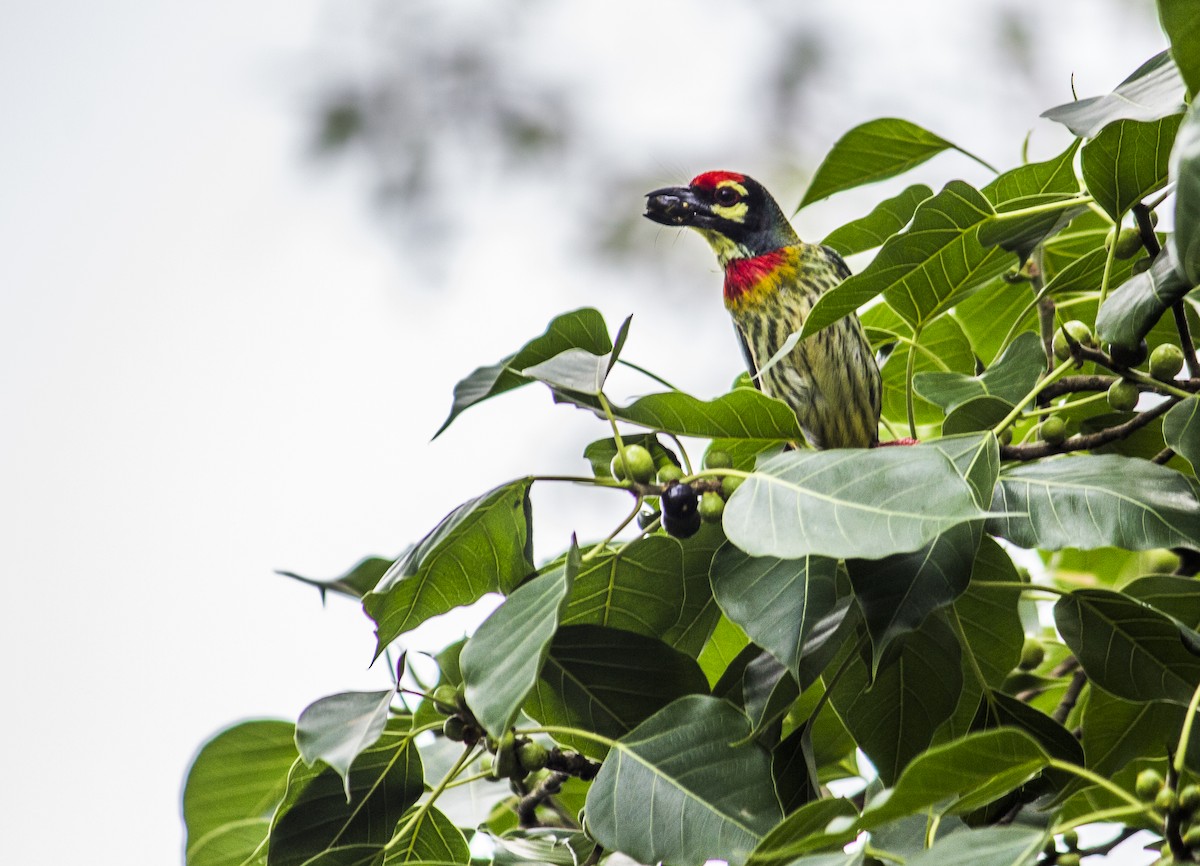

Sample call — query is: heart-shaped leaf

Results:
[724,442,989,560]
[364,478,534,656]
[987,455,1200,550]
[1081,114,1182,220]
[296,690,397,798]
[1041,51,1185,138]
[525,625,708,759]
[1056,588,1200,705]
[461,541,578,737]
[435,308,613,437]
[585,695,783,866]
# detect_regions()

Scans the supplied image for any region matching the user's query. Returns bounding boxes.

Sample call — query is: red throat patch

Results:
[724,249,790,303]
[690,170,746,190]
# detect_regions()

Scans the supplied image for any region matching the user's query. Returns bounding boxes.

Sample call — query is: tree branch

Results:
[1052,669,1088,725]
[1000,394,1177,460]
[1036,375,1118,402]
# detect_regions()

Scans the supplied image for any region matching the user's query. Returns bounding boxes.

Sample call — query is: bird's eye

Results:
[714,186,742,206]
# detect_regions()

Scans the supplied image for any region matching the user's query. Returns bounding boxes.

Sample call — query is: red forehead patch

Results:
[690,170,746,190]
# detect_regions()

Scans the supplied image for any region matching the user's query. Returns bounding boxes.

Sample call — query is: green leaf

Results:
[801,182,1013,338]
[860,729,1049,827]
[916,331,1045,414]
[270,723,424,866]
[746,797,860,866]
[954,539,1026,688]
[461,543,578,737]
[1169,101,1200,284]
[385,805,469,865]
[1126,573,1200,627]
[585,695,784,866]
[1041,51,1186,138]
[942,395,1014,436]
[799,119,978,209]
[829,615,963,784]
[697,614,752,687]
[905,826,1047,866]
[1056,588,1200,705]
[1043,245,1136,297]
[556,387,805,440]
[821,185,931,256]
[561,536,686,637]
[662,523,727,656]
[1165,396,1200,473]
[184,721,297,860]
[979,141,1084,259]
[525,625,708,760]
[278,557,393,603]
[724,442,988,560]
[1081,114,1182,220]
[1095,250,1193,348]
[1159,1,1200,98]
[953,278,1039,365]
[987,455,1200,550]
[867,307,975,427]
[434,308,612,437]
[486,828,595,866]
[189,821,271,866]
[521,349,611,396]
[296,690,397,799]
[848,522,980,668]
[709,546,840,682]
[742,652,800,741]
[364,479,534,656]
[1081,686,1197,777]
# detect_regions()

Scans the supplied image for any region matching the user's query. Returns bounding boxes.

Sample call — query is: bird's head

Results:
[644,171,799,266]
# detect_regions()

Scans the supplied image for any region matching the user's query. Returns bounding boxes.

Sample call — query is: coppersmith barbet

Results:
[645,171,882,449]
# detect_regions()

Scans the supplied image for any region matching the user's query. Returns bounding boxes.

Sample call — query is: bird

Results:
[644,170,882,449]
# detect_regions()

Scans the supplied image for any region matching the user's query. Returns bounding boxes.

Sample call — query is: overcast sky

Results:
[0,2,1166,863]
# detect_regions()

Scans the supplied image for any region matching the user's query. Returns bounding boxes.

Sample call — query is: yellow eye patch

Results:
[711,181,749,223]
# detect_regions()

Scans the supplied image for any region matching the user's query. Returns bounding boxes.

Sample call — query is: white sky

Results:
[0,1,1168,863]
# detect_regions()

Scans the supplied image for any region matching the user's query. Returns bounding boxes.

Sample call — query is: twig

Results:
[1000,395,1177,460]
[1036,375,1118,402]
[545,748,602,781]
[1052,669,1088,725]
[516,772,576,828]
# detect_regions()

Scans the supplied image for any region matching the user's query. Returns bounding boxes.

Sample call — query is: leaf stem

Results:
[615,359,683,392]
[531,474,625,487]
[388,744,481,850]
[991,194,1094,221]
[1051,804,1150,836]
[1046,759,1149,813]
[518,725,620,751]
[1097,219,1119,309]
[906,324,921,439]
[1174,680,1200,776]
[991,357,1075,437]
[598,392,631,480]
[948,608,996,709]
[953,145,1001,175]
[582,496,644,561]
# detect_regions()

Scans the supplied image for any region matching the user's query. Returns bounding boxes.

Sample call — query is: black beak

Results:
[644,186,708,227]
